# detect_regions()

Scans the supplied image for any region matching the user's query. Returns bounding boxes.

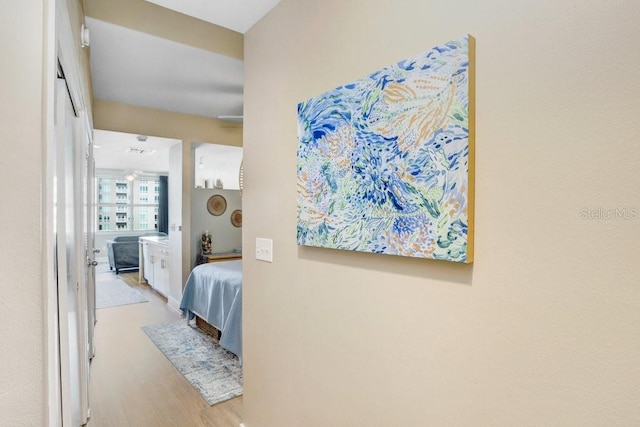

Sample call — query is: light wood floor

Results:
[87,267,243,427]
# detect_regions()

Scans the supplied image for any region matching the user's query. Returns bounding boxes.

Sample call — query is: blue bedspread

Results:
[180,260,242,362]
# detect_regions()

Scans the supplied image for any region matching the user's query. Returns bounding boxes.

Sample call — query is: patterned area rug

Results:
[142,320,243,406]
[96,277,148,309]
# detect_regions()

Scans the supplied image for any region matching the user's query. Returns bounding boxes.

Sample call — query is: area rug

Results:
[141,320,243,406]
[96,277,148,309]
[96,262,112,273]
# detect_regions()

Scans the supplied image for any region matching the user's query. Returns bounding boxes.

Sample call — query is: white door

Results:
[55,75,90,426]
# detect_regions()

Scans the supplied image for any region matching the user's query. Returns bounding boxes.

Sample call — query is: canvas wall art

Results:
[297,35,474,263]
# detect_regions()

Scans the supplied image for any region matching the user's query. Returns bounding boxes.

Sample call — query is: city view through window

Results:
[96,174,160,231]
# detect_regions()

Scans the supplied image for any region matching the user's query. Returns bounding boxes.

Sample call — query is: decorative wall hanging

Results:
[230,209,242,228]
[296,35,475,263]
[207,194,227,216]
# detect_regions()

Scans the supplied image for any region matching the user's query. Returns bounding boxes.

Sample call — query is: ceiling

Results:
[89,1,280,171]
[88,16,245,119]
[145,0,282,34]
[93,130,180,173]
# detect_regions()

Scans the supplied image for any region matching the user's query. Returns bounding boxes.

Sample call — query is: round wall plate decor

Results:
[230,209,242,227]
[207,195,227,216]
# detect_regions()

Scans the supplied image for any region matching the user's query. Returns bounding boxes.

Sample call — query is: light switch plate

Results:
[256,238,273,262]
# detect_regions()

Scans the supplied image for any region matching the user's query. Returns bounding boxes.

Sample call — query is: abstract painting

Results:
[297,35,474,263]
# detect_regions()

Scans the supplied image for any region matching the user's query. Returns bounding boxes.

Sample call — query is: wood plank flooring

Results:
[88,267,243,427]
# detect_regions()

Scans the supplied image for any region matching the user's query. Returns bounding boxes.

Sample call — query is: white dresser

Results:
[139,236,170,298]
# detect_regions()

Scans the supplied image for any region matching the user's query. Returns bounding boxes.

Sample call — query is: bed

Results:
[180,260,242,362]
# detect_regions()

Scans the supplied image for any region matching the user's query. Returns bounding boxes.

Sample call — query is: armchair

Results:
[106,232,167,274]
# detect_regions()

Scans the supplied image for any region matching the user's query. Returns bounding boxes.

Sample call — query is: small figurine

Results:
[201,230,212,254]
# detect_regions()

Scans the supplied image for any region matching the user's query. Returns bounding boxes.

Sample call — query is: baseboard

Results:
[167,296,182,314]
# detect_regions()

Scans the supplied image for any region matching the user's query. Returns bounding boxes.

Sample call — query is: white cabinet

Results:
[142,241,152,282]
[140,236,170,298]
[153,246,169,297]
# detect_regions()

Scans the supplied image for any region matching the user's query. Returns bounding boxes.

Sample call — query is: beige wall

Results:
[0,2,45,424]
[190,188,242,267]
[243,1,640,425]
[93,100,242,146]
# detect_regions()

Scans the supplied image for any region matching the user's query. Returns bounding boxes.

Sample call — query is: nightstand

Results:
[204,252,242,263]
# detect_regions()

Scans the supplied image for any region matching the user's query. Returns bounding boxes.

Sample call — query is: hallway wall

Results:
[242,0,640,425]
[0,2,46,424]
[0,1,95,422]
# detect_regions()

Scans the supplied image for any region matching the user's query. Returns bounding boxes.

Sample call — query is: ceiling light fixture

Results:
[126,147,156,155]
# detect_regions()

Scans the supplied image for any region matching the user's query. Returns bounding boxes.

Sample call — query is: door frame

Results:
[44,1,94,424]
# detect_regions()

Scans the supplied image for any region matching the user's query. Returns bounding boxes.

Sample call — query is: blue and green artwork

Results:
[297,35,474,263]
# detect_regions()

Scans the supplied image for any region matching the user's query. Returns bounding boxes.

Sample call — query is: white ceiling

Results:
[90,2,276,171]
[87,17,244,119]
[145,0,282,34]
[94,130,180,173]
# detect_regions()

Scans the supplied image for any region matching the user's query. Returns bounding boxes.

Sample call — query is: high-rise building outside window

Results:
[95,172,162,232]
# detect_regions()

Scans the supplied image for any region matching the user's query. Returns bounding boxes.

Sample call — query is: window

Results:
[96,174,162,232]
